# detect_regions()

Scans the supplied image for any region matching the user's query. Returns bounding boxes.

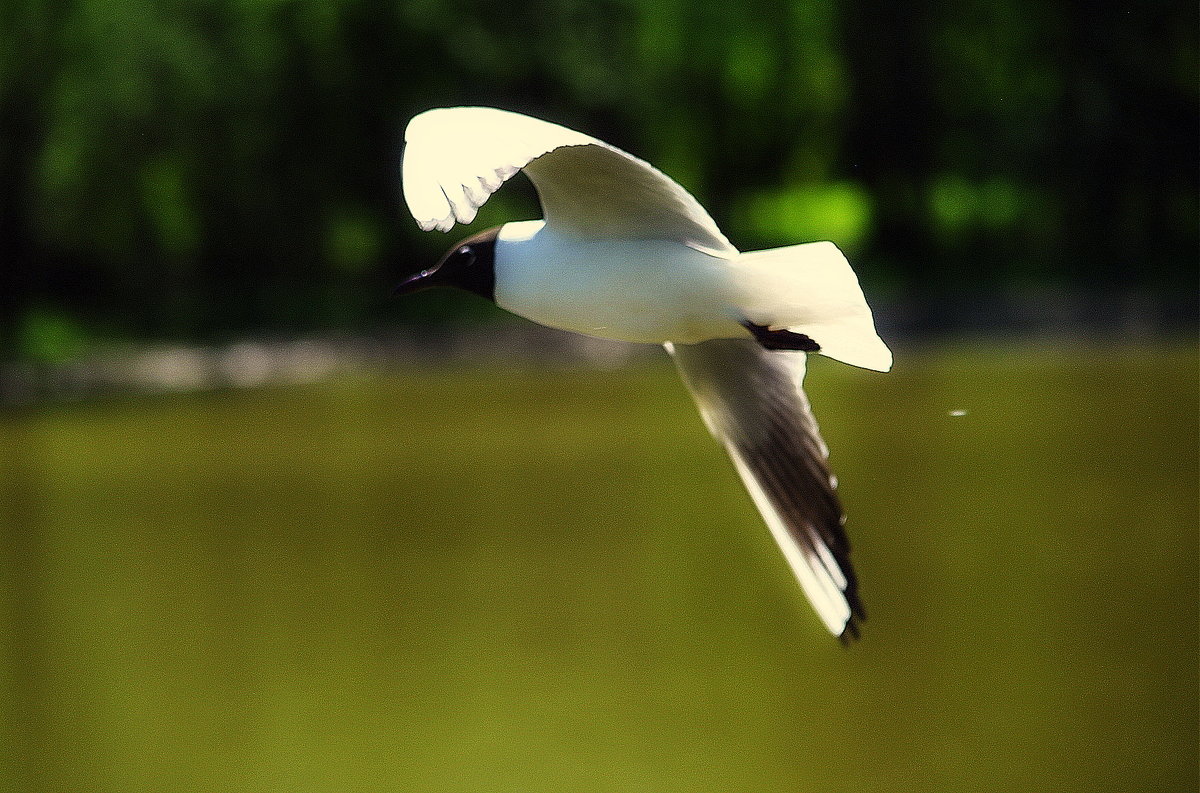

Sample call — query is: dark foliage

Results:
[1,0,1195,360]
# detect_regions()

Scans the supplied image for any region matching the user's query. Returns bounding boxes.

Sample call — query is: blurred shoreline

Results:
[1,290,1195,407]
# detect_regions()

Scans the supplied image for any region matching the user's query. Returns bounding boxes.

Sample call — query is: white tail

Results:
[735,242,892,372]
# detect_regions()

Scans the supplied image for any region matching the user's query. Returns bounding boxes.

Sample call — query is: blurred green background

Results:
[1,1,1197,792]
[1,0,1196,352]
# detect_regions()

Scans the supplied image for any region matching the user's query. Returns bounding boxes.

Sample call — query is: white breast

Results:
[493,221,741,345]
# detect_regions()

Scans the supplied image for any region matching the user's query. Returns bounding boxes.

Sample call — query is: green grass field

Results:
[2,343,1196,792]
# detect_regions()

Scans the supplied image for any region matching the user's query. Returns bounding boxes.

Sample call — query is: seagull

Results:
[396,107,891,641]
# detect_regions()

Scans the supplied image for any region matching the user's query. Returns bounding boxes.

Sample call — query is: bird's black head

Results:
[394,226,498,302]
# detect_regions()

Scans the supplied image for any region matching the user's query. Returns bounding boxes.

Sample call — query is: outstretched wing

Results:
[402,107,736,256]
[666,338,865,641]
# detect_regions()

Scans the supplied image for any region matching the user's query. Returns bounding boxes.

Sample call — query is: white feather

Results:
[402,107,735,255]
[733,242,893,372]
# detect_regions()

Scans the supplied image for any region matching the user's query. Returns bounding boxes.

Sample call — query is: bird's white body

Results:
[495,220,739,345]
[401,106,892,640]
[496,219,892,370]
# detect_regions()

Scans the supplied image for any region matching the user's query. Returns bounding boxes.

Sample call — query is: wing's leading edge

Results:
[402,107,735,255]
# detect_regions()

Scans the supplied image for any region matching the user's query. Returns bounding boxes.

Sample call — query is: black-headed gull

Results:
[396,107,891,641]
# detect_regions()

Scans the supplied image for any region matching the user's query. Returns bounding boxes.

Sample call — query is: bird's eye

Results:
[457,247,476,265]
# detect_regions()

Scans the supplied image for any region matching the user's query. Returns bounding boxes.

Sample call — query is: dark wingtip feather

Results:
[838,607,865,645]
[837,565,867,644]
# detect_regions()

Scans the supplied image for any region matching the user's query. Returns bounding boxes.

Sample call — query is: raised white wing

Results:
[402,107,736,256]
[666,338,865,641]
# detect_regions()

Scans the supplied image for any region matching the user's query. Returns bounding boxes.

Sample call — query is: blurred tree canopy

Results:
[1,0,1196,359]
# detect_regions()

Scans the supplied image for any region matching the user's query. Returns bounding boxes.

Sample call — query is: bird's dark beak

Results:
[392,266,438,296]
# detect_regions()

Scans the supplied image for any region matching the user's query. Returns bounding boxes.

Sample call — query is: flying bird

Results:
[396,107,891,641]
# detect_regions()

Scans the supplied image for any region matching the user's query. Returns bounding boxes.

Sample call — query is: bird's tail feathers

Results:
[736,242,892,372]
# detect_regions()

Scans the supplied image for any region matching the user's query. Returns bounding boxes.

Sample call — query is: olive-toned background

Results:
[3,346,1197,792]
